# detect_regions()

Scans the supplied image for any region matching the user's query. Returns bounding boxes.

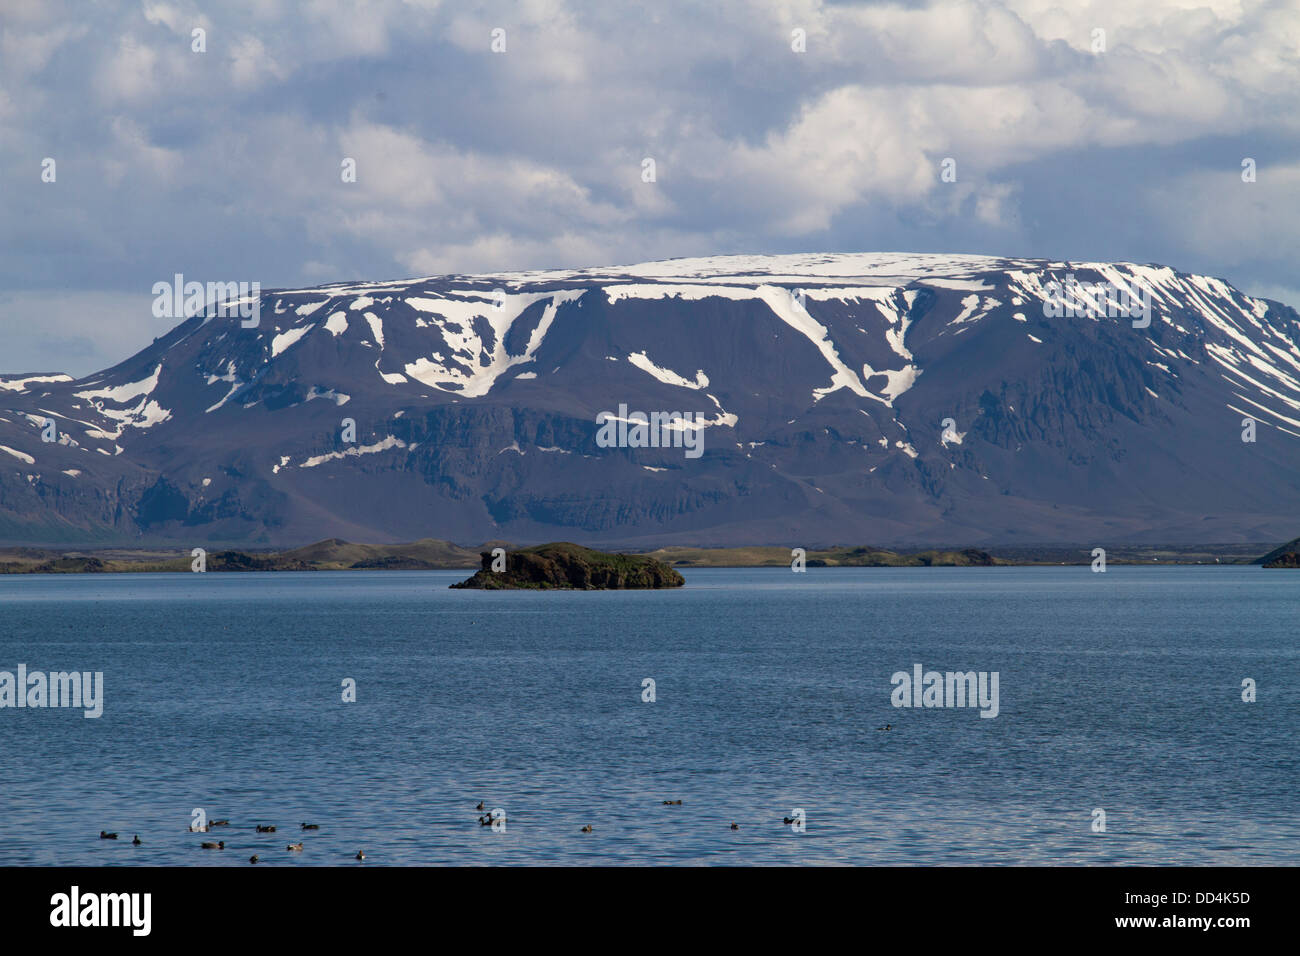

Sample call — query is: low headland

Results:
[1254,536,1300,568]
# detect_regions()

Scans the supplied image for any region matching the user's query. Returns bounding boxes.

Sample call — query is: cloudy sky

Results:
[1,0,1297,375]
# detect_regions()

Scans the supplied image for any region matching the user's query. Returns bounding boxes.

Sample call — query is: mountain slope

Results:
[2,253,1298,547]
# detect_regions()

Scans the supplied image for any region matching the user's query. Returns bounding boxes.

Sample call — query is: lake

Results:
[0,567,1295,865]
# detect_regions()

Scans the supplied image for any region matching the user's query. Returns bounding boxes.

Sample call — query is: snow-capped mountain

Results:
[2,252,1298,547]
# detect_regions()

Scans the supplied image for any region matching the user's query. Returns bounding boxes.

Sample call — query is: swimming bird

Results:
[662,800,682,805]
[300,823,320,830]
[249,855,259,864]
[201,841,225,850]
[730,823,739,830]
[255,825,276,833]
[210,819,230,827]
[286,842,304,852]
[580,825,593,833]
[783,817,799,825]
[132,835,141,845]
[355,850,365,860]
[475,802,485,811]
[99,831,117,840]
[877,724,892,731]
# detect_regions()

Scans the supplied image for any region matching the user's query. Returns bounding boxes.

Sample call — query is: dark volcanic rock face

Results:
[451,543,685,589]
[1,253,1298,547]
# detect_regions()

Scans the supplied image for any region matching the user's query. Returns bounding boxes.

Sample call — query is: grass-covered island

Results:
[450,542,685,590]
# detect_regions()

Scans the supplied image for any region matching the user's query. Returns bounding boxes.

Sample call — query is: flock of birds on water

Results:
[99,822,362,864]
[473,798,811,832]
[92,781,895,860]
[92,728,898,862]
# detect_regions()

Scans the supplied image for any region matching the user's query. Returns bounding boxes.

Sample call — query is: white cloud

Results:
[97,34,161,102]
[141,2,210,37]
[0,0,1298,370]
[228,35,288,88]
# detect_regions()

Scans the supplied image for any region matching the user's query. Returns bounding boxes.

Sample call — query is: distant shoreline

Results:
[0,537,1284,574]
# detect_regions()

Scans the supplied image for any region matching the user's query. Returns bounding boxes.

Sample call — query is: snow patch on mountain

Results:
[271,324,314,357]
[604,283,756,305]
[492,252,1041,286]
[298,436,407,469]
[756,285,870,403]
[919,277,996,292]
[401,290,583,397]
[0,374,73,393]
[863,364,921,405]
[627,351,709,390]
[72,365,171,438]
[0,444,35,464]
[305,387,350,406]
[364,313,385,350]
[75,366,161,406]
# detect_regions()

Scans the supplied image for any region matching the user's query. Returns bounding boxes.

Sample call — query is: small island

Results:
[450,542,685,590]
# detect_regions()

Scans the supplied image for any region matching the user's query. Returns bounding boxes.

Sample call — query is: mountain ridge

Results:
[2,252,1298,547]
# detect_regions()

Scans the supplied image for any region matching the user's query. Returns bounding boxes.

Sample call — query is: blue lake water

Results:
[0,566,1295,866]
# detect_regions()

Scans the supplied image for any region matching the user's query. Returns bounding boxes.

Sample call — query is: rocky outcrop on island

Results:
[450,542,685,590]
[202,550,313,572]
